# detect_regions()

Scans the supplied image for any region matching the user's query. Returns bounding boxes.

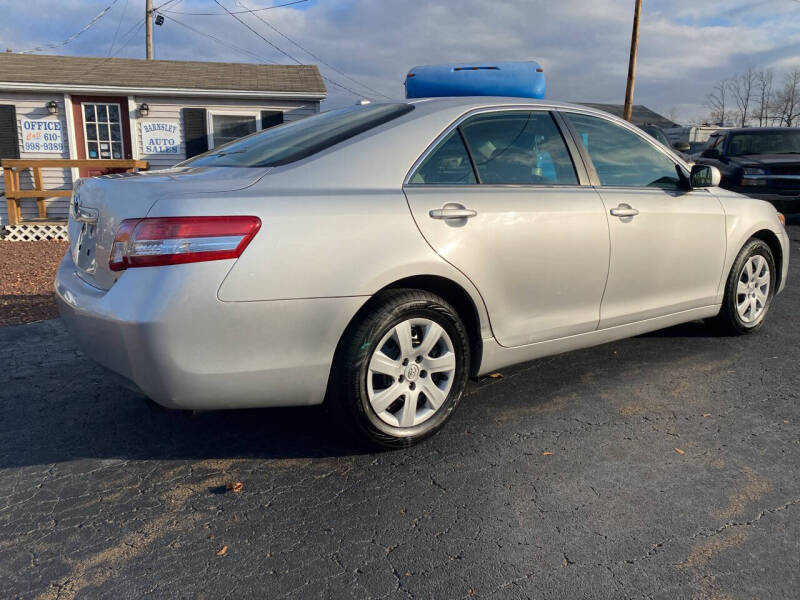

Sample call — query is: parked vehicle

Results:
[56,98,789,448]
[694,127,800,213]
[664,124,732,149]
[687,141,709,161]
[641,124,691,159]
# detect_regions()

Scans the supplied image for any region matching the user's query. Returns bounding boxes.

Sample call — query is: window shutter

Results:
[261,110,284,130]
[183,108,208,158]
[0,105,20,159]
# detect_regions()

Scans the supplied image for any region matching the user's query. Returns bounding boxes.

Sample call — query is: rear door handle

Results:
[429,205,478,220]
[609,204,639,218]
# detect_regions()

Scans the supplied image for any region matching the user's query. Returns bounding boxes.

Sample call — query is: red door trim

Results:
[71,95,133,177]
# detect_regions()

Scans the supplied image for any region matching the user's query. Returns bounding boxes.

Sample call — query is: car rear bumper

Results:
[55,252,366,410]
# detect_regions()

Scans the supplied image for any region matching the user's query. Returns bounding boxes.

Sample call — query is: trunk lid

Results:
[68,166,270,290]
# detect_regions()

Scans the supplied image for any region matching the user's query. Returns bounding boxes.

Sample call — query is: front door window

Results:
[83,103,124,159]
[565,113,682,189]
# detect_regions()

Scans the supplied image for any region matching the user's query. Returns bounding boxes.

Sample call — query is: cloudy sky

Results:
[2,0,800,123]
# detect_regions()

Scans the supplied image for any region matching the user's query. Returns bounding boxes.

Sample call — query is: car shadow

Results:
[0,307,778,469]
[639,319,718,338]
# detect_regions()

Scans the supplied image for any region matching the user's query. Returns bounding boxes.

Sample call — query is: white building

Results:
[0,53,326,227]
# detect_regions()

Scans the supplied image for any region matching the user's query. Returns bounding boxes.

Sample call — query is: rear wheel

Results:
[710,239,775,335]
[330,289,470,449]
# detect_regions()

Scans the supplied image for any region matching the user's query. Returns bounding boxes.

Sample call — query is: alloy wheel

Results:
[366,318,456,428]
[736,254,770,324]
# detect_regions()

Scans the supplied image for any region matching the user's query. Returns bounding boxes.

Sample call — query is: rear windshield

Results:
[183,103,414,168]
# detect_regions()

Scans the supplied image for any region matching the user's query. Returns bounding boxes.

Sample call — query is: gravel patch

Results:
[0,240,69,326]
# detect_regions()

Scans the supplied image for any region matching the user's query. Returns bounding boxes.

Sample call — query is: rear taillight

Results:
[109,216,261,271]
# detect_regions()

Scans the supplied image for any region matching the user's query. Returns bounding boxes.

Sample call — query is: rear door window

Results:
[409,110,578,185]
[460,111,578,185]
[409,130,476,184]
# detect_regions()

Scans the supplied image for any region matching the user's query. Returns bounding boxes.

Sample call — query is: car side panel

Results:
[148,188,493,340]
[712,190,790,297]
[596,187,727,328]
[404,185,610,346]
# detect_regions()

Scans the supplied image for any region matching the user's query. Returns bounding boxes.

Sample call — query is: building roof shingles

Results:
[0,53,325,95]
[578,103,680,129]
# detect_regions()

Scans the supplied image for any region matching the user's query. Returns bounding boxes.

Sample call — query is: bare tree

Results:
[773,68,800,127]
[755,68,774,126]
[706,79,730,125]
[729,66,757,127]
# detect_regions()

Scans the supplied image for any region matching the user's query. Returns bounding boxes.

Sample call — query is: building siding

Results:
[132,96,318,170]
[1,93,320,226]
[0,91,72,224]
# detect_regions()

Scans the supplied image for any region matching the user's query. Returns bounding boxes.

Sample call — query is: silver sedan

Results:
[56,97,790,447]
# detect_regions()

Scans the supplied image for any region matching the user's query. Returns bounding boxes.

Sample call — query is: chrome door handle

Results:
[429,206,478,220]
[609,204,639,218]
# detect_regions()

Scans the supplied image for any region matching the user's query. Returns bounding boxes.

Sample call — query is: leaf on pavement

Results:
[674,448,685,455]
[542,451,553,456]
[216,545,228,556]
[489,372,504,379]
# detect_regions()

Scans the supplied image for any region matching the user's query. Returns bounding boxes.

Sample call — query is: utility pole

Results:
[145,0,154,60]
[623,0,642,122]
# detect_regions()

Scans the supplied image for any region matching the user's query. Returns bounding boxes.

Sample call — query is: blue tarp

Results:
[405,61,545,99]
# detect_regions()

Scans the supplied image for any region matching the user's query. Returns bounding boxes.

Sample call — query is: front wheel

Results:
[330,289,470,449]
[710,238,776,335]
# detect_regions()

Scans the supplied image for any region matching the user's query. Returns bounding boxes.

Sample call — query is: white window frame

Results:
[81,101,124,160]
[206,109,262,148]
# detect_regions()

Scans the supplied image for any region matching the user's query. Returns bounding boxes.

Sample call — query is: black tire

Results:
[329,289,470,449]
[709,238,776,335]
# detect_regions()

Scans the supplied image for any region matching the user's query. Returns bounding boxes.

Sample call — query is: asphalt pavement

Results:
[2,226,799,600]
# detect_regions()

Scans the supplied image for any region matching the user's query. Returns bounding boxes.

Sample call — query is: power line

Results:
[162,0,308,16]
[163,0,392,98]
[166,14,372,103]
[212,0,304,64]
[165,14,277,64]
[20,0,121,54]
[210,0,375,98]
[153,0,183,11]
[235,0,393,99]
[74,20,145,80]
[107,0,130,56]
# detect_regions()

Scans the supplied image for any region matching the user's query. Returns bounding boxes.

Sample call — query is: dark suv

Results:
[695,127,800,213]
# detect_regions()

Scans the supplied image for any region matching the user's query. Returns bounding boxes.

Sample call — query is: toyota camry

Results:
[56,97,790,447]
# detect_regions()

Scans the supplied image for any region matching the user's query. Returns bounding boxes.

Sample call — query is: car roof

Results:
[392,96,666,144]
[399,95,610,118]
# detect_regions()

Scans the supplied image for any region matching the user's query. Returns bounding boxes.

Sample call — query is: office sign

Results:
[21,117,64,153]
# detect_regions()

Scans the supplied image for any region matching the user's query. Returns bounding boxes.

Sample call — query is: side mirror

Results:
[701,148,720,159]
[690,164,722,188]
[673,141,691,153]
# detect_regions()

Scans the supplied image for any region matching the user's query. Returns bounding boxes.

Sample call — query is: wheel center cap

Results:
[405,363,420,381]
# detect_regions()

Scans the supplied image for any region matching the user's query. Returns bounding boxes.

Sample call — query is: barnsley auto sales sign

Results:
[21,117,64,153]
[141,120,181,154]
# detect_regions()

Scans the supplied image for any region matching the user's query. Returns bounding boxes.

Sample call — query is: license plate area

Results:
[73,221,100,275]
